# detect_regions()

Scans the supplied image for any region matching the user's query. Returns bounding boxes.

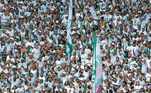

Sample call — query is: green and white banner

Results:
[92,31,102,93]
[66,0,73,63]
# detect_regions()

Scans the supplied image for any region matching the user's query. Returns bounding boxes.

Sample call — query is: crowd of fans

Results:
[0,0,150,93]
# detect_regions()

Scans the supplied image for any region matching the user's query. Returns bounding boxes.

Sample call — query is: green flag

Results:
[92,31,102,93]
[92,31,97,93]
[83,83,87,93]
[95,35,102,93]
[66,0,73,63]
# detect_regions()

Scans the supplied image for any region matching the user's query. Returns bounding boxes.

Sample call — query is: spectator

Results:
[0,0,150,92]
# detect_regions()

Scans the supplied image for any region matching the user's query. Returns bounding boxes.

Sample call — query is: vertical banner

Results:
[92,32,97,93]
[66,0,73,63]
[96,35,102,93]
[92,32,102,93]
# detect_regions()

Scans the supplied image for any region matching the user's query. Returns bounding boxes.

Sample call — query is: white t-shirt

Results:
[25,41,34,47]
[32,47,40,59]
[0,66,2,73]
[146,58,151,69]
[65,86,70,93]
[83,71,89,80]
[70,87,74,93]
[1,14,10,23]
[141,64,147,74]
[127,46,134,57]
[133,46,140,57]
[146,73,151,82]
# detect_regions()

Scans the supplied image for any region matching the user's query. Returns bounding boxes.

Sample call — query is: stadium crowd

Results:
[0,0,150,93]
